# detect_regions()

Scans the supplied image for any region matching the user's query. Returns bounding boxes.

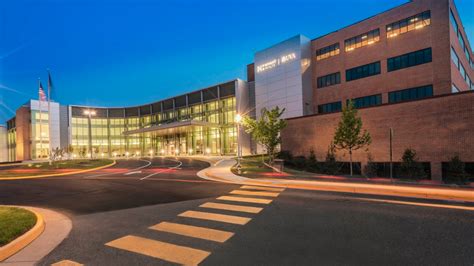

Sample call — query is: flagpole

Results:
[47,69,52,165]
[38,78,43,160]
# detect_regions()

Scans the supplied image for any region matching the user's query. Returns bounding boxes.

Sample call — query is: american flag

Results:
[39,81,46,101]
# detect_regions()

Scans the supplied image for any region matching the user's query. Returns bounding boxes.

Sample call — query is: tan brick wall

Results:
[281,91,474,180]
[15,107,31,161]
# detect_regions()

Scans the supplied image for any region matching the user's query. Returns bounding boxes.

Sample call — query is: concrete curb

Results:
[196,158,474,203]
[1,206,73,266]
[0,160,116,181]
[0,208,45,262]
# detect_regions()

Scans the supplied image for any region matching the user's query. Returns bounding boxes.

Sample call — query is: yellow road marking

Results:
[355,197,474,211]
[217,196,273,204]
[150,222,234,243]
[51,260,83,266]
[200,202,263,214]
[230,190,280,197]
[178,210,251,225]
[240,185,285,192]
[105,235,210,265]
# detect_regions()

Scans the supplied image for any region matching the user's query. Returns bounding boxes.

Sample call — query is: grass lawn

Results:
[0,207,37,247]
[0,159,114,178]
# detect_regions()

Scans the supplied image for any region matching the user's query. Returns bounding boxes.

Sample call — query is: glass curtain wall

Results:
[70,89,238,157]
[31,110,50,159]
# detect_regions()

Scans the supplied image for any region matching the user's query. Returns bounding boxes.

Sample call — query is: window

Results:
[460,63,466,80]
[387,48,432,72]
[387,10,431,38]
[450,9,459,34]
[317,72,341,88]
[452,84,460,93]
[450,9,472,65]
[316,43,340,61]
[348,94,382,108]
[346,61,381,82]
[451,47,459,68]
[388,85,433,103]
[318,102,342,114]
[345,29,380,52]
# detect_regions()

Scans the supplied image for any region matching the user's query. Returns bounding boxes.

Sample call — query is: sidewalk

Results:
[197,158,474,203]
[1,207,72,266]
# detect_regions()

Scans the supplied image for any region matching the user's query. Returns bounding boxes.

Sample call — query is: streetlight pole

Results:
[389,127,393,183]
[84,110,96,159]
[235,114,242,174]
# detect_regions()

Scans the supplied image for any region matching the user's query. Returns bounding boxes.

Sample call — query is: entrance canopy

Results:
[122,120,220,136]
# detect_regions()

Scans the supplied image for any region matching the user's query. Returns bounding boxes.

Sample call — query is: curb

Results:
[0,208,45,261]
[0,160,116,180]
[196,158,474,203]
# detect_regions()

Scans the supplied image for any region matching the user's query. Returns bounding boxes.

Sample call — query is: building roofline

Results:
[311,0,412,42]
[68,78,242,110]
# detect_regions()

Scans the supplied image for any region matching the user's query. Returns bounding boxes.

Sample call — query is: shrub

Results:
[323,143,339,175]
[363,153,378,178]
[400,148,426,180]
[292,156,307,169]
[445,155,468,184]
[277,150,293,162]
[306,149,319,172]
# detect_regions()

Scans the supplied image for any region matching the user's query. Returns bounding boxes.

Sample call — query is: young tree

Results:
[333,100,372,176]
[242,106,287,164]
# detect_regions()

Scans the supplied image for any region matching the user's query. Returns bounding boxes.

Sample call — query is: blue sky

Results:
[0,0,473,124]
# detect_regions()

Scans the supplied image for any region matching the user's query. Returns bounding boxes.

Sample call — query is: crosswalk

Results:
[92,184,286,265]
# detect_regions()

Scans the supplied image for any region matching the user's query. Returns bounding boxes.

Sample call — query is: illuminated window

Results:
[344,29,380,52]
[386,11,431,38]
[388,85,433,103]
[318,102,342,114]
[387,48,432,72]
[316,43,340,61]
[346,61,381,82]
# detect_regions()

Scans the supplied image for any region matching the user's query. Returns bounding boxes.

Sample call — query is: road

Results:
[0,157,473,265]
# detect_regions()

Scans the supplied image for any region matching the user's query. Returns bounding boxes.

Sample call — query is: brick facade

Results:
[281,91,474,180]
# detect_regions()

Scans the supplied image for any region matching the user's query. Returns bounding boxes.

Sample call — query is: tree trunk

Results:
[349,149,353,177]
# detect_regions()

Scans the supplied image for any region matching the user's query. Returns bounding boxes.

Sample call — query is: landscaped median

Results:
[0,159,116,180]
[0,206,44,261]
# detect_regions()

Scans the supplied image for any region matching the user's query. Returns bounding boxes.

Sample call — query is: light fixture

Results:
[188,148,193,153]
[113,152,117,157]
[205,148,211,154]
[175,149,179,154]
[235,114,242,123]
[101,153,104,157]
[160,149,165,154]
[83,110,96,116]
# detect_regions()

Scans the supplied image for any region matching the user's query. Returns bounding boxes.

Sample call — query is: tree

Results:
[242,106,287,164]
[333,100,371,176]
[400,148,426,180]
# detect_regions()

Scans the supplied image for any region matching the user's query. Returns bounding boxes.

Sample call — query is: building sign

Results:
[256,53,297,73]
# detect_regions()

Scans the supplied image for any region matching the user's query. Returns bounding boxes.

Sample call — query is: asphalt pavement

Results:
[0,157,473,265]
